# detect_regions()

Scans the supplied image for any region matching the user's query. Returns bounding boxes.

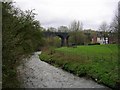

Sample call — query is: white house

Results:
[96,37,108,44]
[92,33,108,44]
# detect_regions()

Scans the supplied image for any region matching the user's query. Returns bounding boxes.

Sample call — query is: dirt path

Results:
[17,51,110,88]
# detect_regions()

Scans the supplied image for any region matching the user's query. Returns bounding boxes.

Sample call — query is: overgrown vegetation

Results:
[2,2,43,88]
[43,36,61,48]
[39,44,119,89]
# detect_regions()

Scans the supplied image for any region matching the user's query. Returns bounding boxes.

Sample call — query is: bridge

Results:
[43,31,69,46]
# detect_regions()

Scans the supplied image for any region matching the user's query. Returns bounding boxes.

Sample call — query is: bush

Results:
[88,43,100,45]
[2,2,43,88]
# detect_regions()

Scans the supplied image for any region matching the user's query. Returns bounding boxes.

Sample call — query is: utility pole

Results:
[118,1,120,44]
[116,1,120,89]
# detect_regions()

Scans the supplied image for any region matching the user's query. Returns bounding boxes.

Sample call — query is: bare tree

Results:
[99,22,108,32]
[98,22,109,44]
[69,20,84,45]
[47,27,57,32]
[110,18,118,32]
[58,26,69,32]
[69,20,83,31]
[108,4,119,44]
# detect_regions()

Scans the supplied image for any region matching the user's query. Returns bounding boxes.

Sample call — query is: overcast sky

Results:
[13,0,119,30]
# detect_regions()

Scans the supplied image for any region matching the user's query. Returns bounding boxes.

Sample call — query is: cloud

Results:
[14,0,119,30]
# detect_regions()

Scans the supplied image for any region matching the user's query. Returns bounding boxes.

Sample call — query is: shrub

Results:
[88,43,100,45]
[2,2,43,88]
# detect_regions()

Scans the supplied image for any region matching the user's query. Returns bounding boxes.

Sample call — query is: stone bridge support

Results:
[59,36,69,47]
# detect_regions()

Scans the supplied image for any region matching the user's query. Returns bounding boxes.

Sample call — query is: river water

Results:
[17,51,110,89]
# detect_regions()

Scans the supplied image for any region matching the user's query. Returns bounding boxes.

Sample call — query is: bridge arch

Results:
[43,31,70,46]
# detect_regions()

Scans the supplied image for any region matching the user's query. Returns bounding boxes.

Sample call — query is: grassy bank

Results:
[39,44,119,89]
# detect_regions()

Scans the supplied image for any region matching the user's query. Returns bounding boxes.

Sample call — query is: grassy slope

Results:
[39,44,119,89]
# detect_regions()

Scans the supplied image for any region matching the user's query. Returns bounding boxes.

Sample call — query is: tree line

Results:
[43,16,118,47]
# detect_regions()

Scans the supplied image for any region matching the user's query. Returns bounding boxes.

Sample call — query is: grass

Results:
[39,44,119,89]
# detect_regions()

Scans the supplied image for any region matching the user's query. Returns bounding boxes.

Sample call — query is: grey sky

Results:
[14,0,119,30]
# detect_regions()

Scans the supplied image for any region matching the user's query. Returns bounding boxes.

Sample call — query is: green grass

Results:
[39,44,119,89]
[56,44,118,58]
